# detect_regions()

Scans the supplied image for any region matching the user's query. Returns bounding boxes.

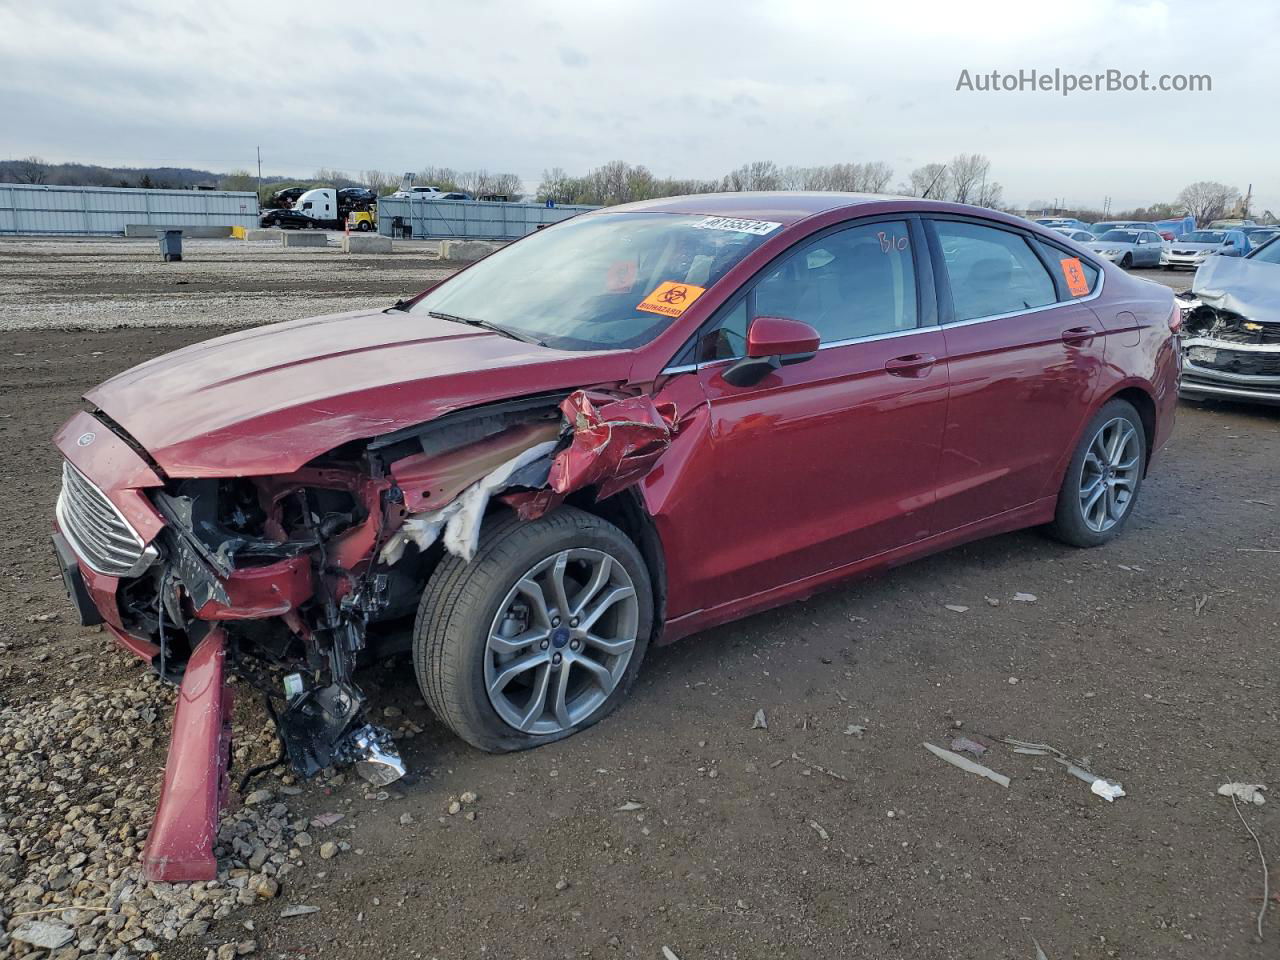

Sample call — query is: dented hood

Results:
[86,308,633,478]
[1192,255,1280,323]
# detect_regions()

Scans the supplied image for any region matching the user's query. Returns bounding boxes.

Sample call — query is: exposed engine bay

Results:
[61,389,679,879]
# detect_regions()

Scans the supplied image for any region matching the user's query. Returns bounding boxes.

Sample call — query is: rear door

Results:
[927,217,1107,531]
[669,217,950,610]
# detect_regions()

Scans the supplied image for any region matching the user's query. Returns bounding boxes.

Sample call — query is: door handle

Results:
[1061,326,1097,345]
[884,353,937,377]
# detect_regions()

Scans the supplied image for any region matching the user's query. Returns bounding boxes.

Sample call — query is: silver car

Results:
[1161,230,1248,270]
[1087,229,1164,268]
[1053,227,1098,244]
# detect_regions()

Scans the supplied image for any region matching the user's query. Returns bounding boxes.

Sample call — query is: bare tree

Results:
[13,156,48,184]
[218,169,256,192]
[361,170,395,194]
[948,154,991,204]
[901,163,949,198]
[1177,181,1240,226]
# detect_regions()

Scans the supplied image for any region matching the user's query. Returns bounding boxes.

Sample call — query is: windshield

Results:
[410,212,774,350]
[1183,231,1226,244]
[1099,230,1140,242]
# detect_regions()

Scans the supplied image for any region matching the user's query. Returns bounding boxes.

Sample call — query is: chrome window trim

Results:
[660,324,938,374]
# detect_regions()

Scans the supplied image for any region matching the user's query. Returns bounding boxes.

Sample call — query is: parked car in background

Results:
[1088,228,1164,267]
[264,186,306,210]
[1208,218,1256,230]
[390,184,443,199]
[1239,225,1280,252]
[52,194,1178,883]
[338,187,378,208]
[1160,229,1248,270]
[1053,227,1097,244]
[1035,217,1090,231]
[422,191,472,201]
[1179,233,1280,405]
[258,208,316,229]
[1090,220,1160,236]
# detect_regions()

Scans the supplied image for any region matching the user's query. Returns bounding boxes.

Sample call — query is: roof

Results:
[598,191,905,225]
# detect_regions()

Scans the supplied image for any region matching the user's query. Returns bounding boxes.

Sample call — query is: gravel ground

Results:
[1,240,1276,960]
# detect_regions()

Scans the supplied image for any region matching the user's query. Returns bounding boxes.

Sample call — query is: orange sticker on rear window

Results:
[1061,257,1090,297]
[636,281,706,317]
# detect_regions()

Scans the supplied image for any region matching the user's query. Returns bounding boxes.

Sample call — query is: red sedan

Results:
[51,193,1178,878]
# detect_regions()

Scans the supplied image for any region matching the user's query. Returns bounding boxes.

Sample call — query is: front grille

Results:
[1187,346,1280,378]
[56,460,153,576]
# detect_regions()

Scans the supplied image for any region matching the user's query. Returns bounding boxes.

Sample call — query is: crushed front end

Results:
[50,389,678,881]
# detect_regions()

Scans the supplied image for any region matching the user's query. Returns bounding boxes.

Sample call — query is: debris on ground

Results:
[1221,783,1271,940]
[845,724,867,738]
[662,947,682,960]
[950,736,988,757]
[1032,936,1050,960]
[752,708,768,730]
[279,905,321,918]
[790,751,852,783]
[1012,592,1038,602]
[998,737,1125,802]
[1194,595,1209,616]
[616,801,643,812]
[807,820,830,841]
[1219,782,1267,805]
[944,604,970,613]
[922,741,1011,788]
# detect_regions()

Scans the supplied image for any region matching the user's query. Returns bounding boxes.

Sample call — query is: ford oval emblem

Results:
[76,432,96,447]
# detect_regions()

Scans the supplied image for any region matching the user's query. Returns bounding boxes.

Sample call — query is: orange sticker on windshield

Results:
[636,281,706,317]
[1061,257,1090,297]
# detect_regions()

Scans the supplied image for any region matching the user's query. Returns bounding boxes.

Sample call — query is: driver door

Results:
[673,219,949,610]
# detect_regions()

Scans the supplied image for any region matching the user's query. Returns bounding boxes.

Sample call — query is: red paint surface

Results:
[141,628,233,883]
[55,195,1178,654]
[549,391,678,501]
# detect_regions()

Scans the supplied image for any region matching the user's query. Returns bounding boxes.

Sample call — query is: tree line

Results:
[1029,181,1259,226]
[535,155,1004,208]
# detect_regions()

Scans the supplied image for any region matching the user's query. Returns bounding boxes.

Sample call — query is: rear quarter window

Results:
[1035,238,1100,299]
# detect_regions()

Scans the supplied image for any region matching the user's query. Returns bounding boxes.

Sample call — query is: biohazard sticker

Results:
[636,281,707,317]
[1060,257,1090,297]
[691,216,782,236]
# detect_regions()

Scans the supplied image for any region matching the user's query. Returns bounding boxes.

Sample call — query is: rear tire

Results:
[1048,399,1146,547]
[413,507,653,753]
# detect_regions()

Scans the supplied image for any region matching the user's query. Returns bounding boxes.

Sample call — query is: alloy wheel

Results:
[1078,417,1141,533]
[484,548,638,735]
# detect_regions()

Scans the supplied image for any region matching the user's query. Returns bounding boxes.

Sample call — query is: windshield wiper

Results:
[427,311,546,347]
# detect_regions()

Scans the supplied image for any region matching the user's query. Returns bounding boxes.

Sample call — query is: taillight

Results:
[1168,304,1182,334]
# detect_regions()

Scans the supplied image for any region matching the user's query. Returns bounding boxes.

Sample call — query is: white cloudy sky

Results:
[0,0,1273,211]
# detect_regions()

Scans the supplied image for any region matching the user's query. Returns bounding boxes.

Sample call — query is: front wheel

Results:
[1048,399,1146,547]
[1120,253,1133,269]
[413,507,653,752]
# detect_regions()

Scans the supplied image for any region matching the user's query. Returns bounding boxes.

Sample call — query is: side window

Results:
[1035,238,1100,299]
[934,220,1057,320]
[698,299,748,361]
[752,220,918,344]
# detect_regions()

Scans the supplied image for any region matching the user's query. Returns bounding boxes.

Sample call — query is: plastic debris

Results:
[944,604,970,613]
[950,736,988,757]
[752,708,767,730]
[1033,937,1050,960]
[845,724,867,738]
[922,741,1010,788]
[280,905,320,918]
[616,801,643,812]
[1090,779,1126,802]
[662,948,682,960]
[1012,592,1038,602]
[808,820,830,841]
[1219,783,1267,805]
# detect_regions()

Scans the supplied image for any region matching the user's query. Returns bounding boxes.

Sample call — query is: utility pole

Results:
[1242,183,1253,218]
[256,146,262,204]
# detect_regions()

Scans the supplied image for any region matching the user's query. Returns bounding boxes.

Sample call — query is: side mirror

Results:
[724,316,821,387]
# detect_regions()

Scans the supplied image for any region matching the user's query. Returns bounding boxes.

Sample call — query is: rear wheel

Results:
[1048,399,1146,547]
[413,507,653,752]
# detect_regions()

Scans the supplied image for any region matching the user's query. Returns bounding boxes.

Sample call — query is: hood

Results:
[86,309,633,478]
[1169,242,1219,252]
[1088,241,1134,251]
[1191,255,1280,324]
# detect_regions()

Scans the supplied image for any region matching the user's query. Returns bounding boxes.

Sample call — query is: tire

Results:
[1120,253,1133,269]
[413,507,653,752]
[1047,398,1147,548]
[357,220,372,232]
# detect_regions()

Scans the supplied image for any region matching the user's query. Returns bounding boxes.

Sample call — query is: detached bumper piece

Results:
[142,628,234,883]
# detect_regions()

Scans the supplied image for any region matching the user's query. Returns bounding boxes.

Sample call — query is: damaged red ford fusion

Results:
[50,194,1179,882]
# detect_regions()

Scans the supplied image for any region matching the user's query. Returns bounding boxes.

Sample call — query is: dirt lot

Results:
[1,239,1277,959]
